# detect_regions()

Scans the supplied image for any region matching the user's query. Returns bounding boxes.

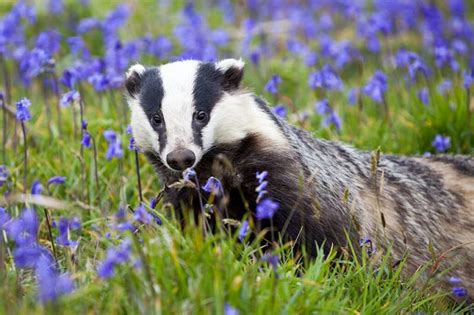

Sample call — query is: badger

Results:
[125,59,474,299]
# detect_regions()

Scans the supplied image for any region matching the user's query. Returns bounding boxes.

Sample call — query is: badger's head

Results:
[125,59,287,172]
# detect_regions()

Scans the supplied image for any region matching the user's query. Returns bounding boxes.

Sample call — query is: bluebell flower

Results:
[103,130,123,160]
[16,98,32,121]
[256,199,279,220]
[363,71,388,103]
[463,70,473,89]
[35,255,74,303]
[449,276,462,285]
[97,239,132,279]
[237,220,249,241]
[432,135,451,153]
[315,99,331,115]
[81,131,92,149]
[31,180,43,195]
[418,88,429,105]
[88,73,109,92]
[6,208,38,246]
[224,304,239,315]
[183,168,196,182]
[0,165,8,186]
[434,45,459,71]
[67,36,88,57]
[261,253,279,269]
[133,204,153,225]
[60,90,80,107]
[264,75,282,95]
[69,217,81,230]
[0,207,10,230]
[48,0,64,15]
[103,4,130,34]
[202,177,223,196]
[359,237,376,256]
[256,171,268,183]
[437,80,452,95]
[323,111,342,131]
[60,69,77,89]
[272,105,287,119]
[452,287,467,298]
[19,48,49,85]
[35,29,61,56]
[150,198,158,209]
[250,50,260,65]
[77,17,101,34]
[56,218,77,247]
[348,88,358,105]
[308,64,343,91]
[47,176,66,186]
[13,245,52,269]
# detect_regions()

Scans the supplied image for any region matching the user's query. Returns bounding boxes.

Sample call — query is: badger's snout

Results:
[166,149,196,171]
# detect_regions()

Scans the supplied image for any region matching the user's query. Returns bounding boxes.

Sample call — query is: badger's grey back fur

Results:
[126,59,474,300]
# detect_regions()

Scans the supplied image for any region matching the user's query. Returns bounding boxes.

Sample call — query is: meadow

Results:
[0,0,473,313]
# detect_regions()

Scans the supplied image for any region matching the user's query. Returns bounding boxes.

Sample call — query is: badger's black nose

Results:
[166,149,196,171]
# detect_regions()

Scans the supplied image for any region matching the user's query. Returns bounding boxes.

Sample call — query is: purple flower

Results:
[31,180,43,195]
[97,239,132,279]
[363,71,387,103]
[434,45,459,71]
[264,75,282,95]
[315,99,331,115]
[224,304,239,315]
[0,207,10,230]
[56,218,77,247]
[418,88,429,105]
[16,98,32,121]
[60,90,80,107]
[0,165,8,186]
[103,130,123,160]
[452,287,467,298]
[256,199,279,220]
[437,80,452,95]
[308,65,343,91]
[48,0,64,15]
[77,17,101,34]
[81,131,92,149]
[272,105,287,119]
[133,204,153,225]
[67,36,88,57]
[237,220,249,241]
[449,276,462,285]
[348,88,358,105]
[261,253,279,269]
[35,29,61,56]
[359,237,376,256]
[256,171,268,183]
[60,70,77,89]
[5,208,38,247]
[202,176,223,196]
[150,198,158,209]
[183,168,196,182]
[432,135,451,153]
[463,70,473,89]
[323,111,342,131]
[48,176,66,185]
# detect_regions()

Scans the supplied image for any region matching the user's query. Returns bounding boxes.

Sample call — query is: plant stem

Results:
[0,54,11,104]
[41,76,54,138]
[20,121,27,193]
[91,135,102,212]
[43,208,59,265]
[50,72,62,135]
[1,95,6,164]
[134,150,143,203]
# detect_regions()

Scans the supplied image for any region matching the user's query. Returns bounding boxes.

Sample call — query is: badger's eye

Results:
[151,114,162,126]
[194,111,208,123]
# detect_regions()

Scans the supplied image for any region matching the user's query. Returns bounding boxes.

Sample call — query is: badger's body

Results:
[126,59,474,299]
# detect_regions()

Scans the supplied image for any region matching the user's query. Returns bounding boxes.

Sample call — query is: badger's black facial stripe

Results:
[139,68,167,152]
[192,63,224,147]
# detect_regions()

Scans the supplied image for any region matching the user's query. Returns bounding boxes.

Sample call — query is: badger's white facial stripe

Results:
[158,60,202,166]
[201,93,288,150]
[128,97,160,153]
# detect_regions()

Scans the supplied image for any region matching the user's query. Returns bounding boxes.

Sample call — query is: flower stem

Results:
[20,121,27,193]
[91,135,102,212]
[50,72,62,136]
[1,95,6,164]
[43,208,59,265]
[41,75,54,138]
[134,150,143,203]
[0,54,11,104]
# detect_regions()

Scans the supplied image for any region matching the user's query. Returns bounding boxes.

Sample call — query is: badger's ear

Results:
[125,64,146,98]
[215,58,245,91]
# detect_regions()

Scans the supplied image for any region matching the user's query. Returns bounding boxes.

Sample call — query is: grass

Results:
[0,1,473,314]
